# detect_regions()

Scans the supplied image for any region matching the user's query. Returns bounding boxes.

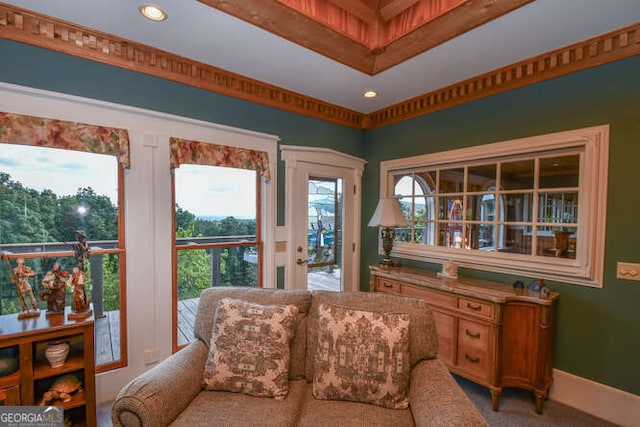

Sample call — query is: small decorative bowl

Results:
[45,341,70,368]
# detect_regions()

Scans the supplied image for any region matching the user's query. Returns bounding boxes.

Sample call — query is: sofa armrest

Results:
[409,359,488,427]
[112,340,209,427]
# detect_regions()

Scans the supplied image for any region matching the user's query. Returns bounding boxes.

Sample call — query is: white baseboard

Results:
[550,369,640,427]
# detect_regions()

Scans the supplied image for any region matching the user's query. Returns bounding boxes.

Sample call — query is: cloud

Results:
[0,157,18,167]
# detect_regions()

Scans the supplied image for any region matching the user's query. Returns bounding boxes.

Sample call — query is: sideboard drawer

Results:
[459,297,493,318]
[457,319,491,381]
[376,278,401,293]
[458,319,490,352]
[402,283,457,309]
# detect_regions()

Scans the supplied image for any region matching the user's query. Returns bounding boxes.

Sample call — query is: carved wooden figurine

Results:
[12,257,40,318]
[40,263,69,314]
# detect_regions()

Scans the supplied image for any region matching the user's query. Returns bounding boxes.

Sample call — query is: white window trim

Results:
[378,125,609,287]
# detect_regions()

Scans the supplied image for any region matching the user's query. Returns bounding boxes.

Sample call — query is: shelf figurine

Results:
[9,257,40,318]
[40,263,69,315]
[68,231,92,320]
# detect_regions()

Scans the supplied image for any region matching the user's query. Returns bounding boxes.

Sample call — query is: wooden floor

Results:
[95,270,342,364]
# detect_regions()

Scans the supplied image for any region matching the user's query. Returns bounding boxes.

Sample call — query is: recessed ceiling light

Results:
[363,90,379,98]
[139,5,167,22]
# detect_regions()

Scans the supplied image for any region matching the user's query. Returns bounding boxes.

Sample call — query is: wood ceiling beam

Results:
[328,0,378,23]
[379,0,420,22]
[373,0,533,73]
[198,0,375,73]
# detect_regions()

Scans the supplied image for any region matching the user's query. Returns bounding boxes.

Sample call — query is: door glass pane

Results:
[501,160,534,190]
[536,226,577,259]
[539,155,580,188]
[538,192,579,224]
[500,225,532,254]
[467,194,495,221]
[468,223,494,250]
[439,197,463,221]
[439,168,464,193]
[307,178,341,291]
[467,164,496,192]
[439,222,463,248]
[504,193,533,222]
[415,170,436,194]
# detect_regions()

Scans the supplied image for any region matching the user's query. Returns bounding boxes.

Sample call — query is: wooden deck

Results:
[95,270,342,364]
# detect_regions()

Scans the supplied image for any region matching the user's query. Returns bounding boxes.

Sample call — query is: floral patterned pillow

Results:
[202,298,299,400]
[313,303,411,409]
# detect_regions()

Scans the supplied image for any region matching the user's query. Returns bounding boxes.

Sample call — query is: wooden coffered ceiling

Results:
[198,0,533,75]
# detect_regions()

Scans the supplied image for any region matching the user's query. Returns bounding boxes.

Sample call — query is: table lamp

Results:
[368,198,408,267]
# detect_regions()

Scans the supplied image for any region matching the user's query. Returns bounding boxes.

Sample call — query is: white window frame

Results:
[378,125,609,287]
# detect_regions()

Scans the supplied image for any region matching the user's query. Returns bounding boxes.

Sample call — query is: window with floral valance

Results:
[0,111,129,372]
[0,112,131,168]
[169,137,270,180]
[170,136,266,351]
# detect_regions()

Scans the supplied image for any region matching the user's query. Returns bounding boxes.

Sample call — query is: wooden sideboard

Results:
[370,265,558,414]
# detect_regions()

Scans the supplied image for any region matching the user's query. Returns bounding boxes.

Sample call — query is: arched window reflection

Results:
[394,173,435,245]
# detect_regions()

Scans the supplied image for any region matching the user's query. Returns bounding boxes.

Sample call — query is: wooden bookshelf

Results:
[0,307,95,426]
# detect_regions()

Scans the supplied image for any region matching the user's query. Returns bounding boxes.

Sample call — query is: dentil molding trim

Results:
[1,4,639,130]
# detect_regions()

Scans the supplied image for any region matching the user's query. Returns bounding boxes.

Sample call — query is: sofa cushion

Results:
[312,303,411,409]
[306,291,438,381]
[298,382,415,427]
[195,287,311,379]
[202,298,299,400]
[171,379,309,427]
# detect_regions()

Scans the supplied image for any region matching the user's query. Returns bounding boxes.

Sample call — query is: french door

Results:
[281,146,365,292]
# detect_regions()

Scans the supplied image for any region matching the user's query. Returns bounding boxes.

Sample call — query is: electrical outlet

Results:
[616,262,640,281]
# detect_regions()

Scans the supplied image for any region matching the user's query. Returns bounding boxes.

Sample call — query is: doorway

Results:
[281,146,366,292]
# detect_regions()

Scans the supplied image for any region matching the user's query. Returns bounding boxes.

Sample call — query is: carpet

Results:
[455,375,618,426]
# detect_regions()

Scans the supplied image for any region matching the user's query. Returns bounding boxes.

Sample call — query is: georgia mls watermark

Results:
[0,406,63,427]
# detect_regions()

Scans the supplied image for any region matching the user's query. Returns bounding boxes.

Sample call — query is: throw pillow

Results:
[202,298,299,400]
[313,303,411,409]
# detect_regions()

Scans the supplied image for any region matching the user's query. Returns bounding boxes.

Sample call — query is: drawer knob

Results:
[383,282,393,288]
[466,302,482,311]
[465,354,481,364]
[465,329,481,339]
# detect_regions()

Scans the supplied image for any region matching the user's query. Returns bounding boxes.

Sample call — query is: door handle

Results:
[296,258,308,265]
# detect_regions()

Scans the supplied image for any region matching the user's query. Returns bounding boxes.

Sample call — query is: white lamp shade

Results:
[368,198,408,227]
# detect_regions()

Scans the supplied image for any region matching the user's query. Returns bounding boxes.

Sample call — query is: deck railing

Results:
[0,235,257,316]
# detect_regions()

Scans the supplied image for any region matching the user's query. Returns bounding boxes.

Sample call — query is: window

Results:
[171,138,269,349]
[379,126,609,287]
[0,112,129,370]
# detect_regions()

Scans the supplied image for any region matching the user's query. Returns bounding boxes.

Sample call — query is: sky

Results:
[0,144,255,219]
[0,144,118,201]
[174,164,256,218]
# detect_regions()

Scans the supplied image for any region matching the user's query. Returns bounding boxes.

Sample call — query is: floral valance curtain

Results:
[170,137,270,181]
[0,112,131,168]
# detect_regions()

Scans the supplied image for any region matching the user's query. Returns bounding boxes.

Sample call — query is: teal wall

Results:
[362,55,640,396]
[2,38,639,395]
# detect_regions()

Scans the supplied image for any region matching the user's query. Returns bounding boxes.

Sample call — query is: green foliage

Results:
[102,254,120,311]
[0,172,120,314]
[0,172,259,314]
[176,223,211,299]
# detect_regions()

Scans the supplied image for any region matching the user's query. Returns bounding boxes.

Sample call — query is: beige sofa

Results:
[112,287,487,426]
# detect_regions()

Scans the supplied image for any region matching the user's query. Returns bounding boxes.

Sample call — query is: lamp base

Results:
[378,258,402,268]
[379,258,394,268]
